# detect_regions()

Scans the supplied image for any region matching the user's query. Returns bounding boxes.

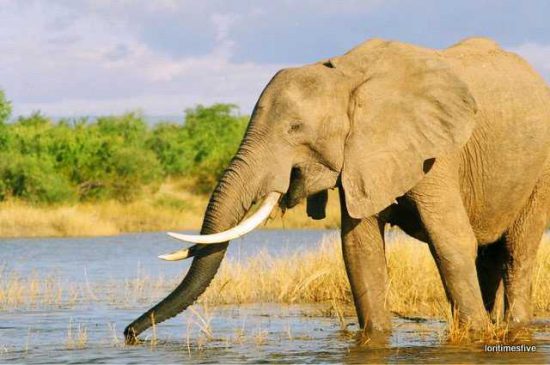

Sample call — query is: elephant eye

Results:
[288,121,303,134]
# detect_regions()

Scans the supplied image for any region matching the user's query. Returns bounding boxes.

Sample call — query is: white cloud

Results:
[0,1,288,116]
[510,43,550,82]
[1,1,547,117]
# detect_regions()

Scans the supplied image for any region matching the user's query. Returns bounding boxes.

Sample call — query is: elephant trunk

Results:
[124,155,262,342]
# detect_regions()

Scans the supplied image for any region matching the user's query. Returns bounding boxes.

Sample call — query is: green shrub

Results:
[108,146,162,201]
[0,89,11,125]
[147,122,189,175]
[0,153,75,204]
[181,104,247,192]
[0,90,12,150]
[0,90,249,203]
[95,112,148,145]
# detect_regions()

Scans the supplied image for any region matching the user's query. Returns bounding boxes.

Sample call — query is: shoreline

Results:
[0,186,341,239]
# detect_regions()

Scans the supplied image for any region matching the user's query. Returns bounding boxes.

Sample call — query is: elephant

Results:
[124,37,550,342]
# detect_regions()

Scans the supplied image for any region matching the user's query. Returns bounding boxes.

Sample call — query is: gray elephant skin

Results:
[124,37,550,342]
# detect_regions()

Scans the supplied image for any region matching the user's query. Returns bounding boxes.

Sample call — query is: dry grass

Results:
[202,232,550,318]
[1,232,548,322]
[0,201,119,238]
[201,232,445,316]
[0,267,176,310]
[0,268,80,310]
[66,319,88,349]
[202,233,350,305]
[0,180,340,238]
[0,180,206,238]
[443,307,542,346]
[386,237,448,317]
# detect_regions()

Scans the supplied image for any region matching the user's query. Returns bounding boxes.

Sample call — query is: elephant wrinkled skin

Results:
[124,37,550,342]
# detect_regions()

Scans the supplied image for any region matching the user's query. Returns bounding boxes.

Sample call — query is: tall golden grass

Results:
[1,233,548,320]
[0,268,80,310]
[0,266,171,310]
[202,232,550,318]
[0,180,340,238]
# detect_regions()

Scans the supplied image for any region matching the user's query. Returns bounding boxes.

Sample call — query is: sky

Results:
[0,0,549,117]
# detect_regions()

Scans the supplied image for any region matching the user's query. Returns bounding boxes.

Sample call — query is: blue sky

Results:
[1,0,549,117]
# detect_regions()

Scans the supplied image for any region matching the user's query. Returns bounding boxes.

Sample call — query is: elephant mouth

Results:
[280,164,339,211]
[280,166,307,210]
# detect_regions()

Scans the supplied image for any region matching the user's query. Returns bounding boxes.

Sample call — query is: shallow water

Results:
[0,230,548,363]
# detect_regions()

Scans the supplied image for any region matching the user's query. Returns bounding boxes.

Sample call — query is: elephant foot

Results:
[506,311,533,330]
[461,311,491,331]
[448,309,537,344]
[365,312,392,333]
[355,327,391,347]
[446,317,489,344]
[447,307,491,339]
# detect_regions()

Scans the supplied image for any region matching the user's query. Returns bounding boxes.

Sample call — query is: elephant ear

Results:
[336,41,477,219]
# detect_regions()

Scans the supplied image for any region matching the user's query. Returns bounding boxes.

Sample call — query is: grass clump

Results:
[0,268,79,310]
[66,319,88,349]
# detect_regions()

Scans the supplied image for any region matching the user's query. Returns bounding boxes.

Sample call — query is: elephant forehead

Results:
[270,66,336,95]
[259,86,327,118]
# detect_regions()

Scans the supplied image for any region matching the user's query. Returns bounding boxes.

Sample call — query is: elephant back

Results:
[443,37,549,122]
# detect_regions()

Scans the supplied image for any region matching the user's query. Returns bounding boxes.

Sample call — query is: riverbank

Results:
[0,180,341,238]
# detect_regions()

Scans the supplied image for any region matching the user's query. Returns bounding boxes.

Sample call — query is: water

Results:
[0,230,548,363]
[0,230,331,282]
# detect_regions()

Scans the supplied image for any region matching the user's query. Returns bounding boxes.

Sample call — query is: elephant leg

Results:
[502,177,549,325]
[410,181,488,329]
[339,188,391,333]
[476,240,506,322]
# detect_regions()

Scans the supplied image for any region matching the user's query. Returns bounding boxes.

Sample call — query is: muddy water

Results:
[0,231,548,363]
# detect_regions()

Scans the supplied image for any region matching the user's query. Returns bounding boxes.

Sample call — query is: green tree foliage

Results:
[147,122,190,175]
[179,104,247,192]
[0,89,11,125]
[0,91,249,204]
[0,153,74,203]
[146,104,247,191]
[0,90,13,150]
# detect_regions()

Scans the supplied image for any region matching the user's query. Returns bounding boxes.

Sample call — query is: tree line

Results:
[0,90,247,204]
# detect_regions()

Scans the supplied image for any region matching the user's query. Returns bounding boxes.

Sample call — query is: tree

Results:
[181,104,248,192]
[0,89,12,125]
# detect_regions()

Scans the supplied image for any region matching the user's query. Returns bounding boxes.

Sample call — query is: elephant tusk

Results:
[158,245,198,261]
[167,192,282,244]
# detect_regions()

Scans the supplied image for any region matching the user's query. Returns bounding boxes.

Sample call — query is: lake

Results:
[0,230,548,363]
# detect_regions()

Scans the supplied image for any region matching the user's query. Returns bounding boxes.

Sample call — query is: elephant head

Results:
[124,39,477,342]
